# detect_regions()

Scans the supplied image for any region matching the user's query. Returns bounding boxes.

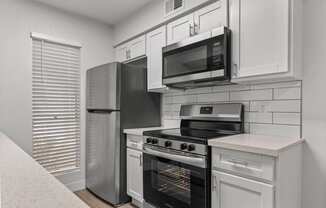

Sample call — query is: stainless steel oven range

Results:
[142,103,244,208]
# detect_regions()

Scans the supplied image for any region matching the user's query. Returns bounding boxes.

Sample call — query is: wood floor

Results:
[75,190,135,208]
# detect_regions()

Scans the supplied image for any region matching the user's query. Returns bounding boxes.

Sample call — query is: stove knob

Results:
[146,138,153,144]
[151,138,158,144]
[165,141,172,147]
[187,144,196,151]
[180,143,188,150]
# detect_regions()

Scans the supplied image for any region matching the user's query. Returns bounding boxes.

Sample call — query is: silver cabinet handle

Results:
[212,175,217,191]
[129,154,139,159]
[125,50,130,59]
[139,155,142,167]
[232,63,238,77]
[189,23,194,36]
[194,23,199,35]
[227,159,248,168]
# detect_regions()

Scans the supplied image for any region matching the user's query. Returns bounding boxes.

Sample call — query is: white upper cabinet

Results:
[128,35,146,60]
[230,0,302,82]
[212,171,274,208]
[167,14,194,45]
[194,0,228,35]
[115,35,146,63]
[115,44,128,63]
[167,0,228,45]
[146,26,167,92]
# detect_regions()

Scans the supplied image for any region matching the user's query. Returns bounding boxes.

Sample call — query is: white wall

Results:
[302,0,326,207]
[0,0,114,190]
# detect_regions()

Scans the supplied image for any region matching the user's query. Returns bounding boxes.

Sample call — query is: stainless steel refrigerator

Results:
[86,60,161,205]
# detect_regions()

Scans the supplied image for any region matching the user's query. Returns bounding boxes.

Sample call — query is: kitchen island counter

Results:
[0,132,89,208]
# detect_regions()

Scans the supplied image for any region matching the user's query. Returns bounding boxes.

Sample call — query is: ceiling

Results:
[32,0,155,25]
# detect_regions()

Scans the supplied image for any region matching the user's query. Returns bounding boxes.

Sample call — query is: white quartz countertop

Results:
[208,134,304,157]
[0,132,89,208]
[123,126,174,136]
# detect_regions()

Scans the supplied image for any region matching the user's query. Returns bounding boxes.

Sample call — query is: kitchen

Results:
[0,0,324,208]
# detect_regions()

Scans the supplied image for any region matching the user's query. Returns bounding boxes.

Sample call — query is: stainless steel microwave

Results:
[162,27,231,89]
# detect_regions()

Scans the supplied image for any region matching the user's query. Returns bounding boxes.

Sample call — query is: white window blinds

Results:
[32,35,81,174]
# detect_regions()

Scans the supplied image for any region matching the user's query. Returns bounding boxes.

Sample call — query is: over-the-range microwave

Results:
[162,27,231,89]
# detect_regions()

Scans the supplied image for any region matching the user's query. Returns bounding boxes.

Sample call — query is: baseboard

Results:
[65,179,85,192]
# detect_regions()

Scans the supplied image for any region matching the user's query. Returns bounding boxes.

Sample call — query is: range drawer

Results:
[126,134,143,151]
[212,148,275,182]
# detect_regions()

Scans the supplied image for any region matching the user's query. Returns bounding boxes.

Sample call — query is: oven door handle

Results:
[143,146,206,168]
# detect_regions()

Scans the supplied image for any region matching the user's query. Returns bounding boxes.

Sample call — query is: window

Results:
[31,34,81,174]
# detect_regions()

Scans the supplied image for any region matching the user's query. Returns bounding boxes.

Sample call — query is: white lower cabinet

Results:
[127,148,143,203]
[211,145,302,208]
[212,171,274,208]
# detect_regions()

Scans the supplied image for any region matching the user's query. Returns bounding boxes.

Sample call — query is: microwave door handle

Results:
[143,146,206,168]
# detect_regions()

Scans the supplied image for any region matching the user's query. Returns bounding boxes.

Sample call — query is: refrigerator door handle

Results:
[87,109,119,114]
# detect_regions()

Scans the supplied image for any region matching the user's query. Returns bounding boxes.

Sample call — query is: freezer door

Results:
[86,111,121,204]
[87,63,121,110]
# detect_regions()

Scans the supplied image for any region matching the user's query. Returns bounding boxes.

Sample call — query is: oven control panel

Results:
[144,137,207,156]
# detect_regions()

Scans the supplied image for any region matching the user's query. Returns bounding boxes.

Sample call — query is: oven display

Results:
[200,107,213,114]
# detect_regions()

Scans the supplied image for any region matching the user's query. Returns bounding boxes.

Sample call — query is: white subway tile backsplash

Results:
[251,81,301,90]
[197,92,229,103]
[163,119,181,127]
[250,123,301,138]
[185,87,212,94]
[172,95,197,104]
[212,84,250,92]
[273,113,301,125]
[170,104,181,112]
[236,101,250,112]
[163,95,173,104]
[273,87,301,100]
[244,123,250,133]
[250,100,301,113]
[162,81,302,138]
[230,89,273,101]
[245,112,273,124]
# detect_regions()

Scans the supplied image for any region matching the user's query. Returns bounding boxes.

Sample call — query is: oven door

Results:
[143,146,209,208]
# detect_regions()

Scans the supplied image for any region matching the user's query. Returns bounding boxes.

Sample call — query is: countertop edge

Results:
[208,135,305,157]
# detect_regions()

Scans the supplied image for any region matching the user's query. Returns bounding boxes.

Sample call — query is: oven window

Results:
[163,45,208,78]
[153,161,191,205]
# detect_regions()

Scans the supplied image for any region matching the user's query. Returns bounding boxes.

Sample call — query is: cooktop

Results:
[143,128,237,144]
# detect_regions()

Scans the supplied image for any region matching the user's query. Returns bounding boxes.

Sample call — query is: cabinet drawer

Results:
[127,134,143,150]
[212,148,275,182]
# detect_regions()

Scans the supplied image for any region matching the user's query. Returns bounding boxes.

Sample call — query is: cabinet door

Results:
[146,26,167,91]
[212,171,274,208]
[167,14,194,45]
[230,0,289,79]
[127,148,143,202]
[194,0,228,35]
[128,35,146,60]
[115,44,128,62]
